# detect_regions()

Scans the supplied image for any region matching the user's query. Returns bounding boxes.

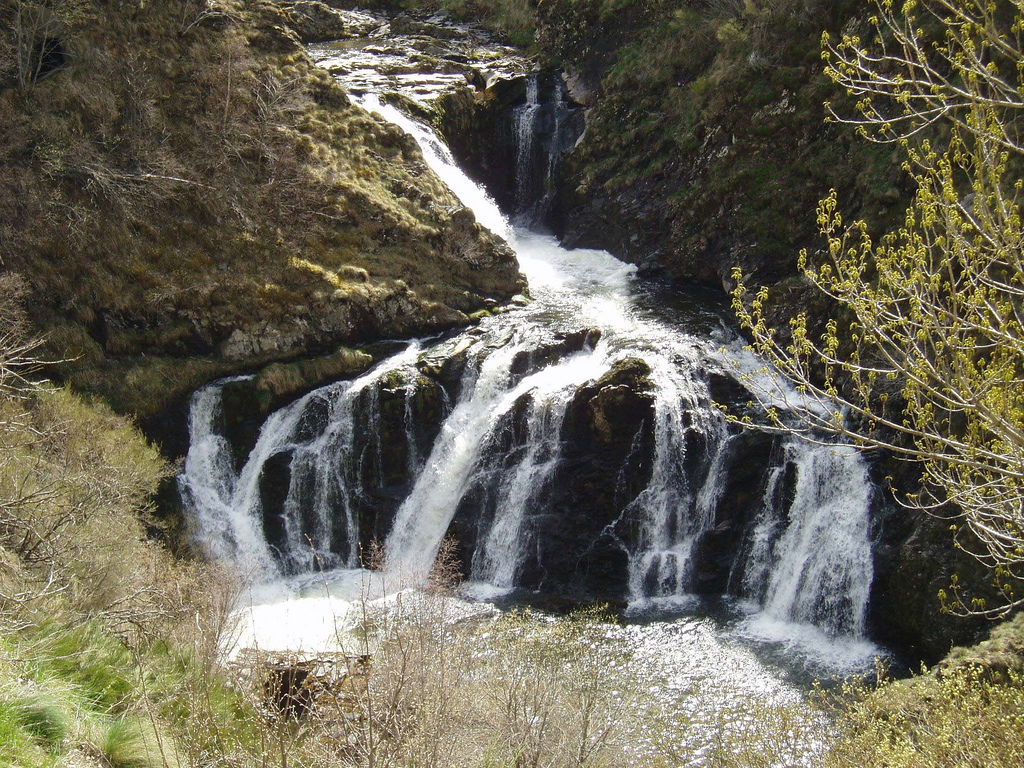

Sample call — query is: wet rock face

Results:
[692,428,778,595]
[869,501,991,663]
[259,451,295,564]
[508,328,602,385]
[215,347,377,470]
[516,357,657,599]
[350,368,450,552]
[433,82,522,210]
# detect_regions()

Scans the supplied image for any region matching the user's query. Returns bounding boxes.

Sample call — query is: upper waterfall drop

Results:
[509,71,583,227]
[513,74,542,214]
[357,94,513,242]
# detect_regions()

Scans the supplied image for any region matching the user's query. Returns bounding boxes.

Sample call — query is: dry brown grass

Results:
[0,0,520,418]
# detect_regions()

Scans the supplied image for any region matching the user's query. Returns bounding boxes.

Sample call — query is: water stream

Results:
[178,43,885,747]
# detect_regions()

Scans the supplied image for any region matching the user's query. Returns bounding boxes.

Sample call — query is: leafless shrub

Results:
[216,541,635,768]
[1,0,86,91]
[175,0,237,37]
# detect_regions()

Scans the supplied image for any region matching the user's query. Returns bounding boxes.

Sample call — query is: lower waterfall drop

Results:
[179,375,277,580]
[383,333,610,585]
[625,358,732,607]
[745,441,874,636]
[470,393,569,590]
[179,344,424,578]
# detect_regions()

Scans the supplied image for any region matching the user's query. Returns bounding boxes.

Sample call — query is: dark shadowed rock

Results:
[517,357,656,599]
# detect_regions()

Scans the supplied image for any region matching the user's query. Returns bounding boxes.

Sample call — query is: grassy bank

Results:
[1,0,521,423]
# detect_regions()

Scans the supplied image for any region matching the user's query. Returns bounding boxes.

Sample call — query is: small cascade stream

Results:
[510,71,582,225]
[178,43,884,675]
[513,74,541,213]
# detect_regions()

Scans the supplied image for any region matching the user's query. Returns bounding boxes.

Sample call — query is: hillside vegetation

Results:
[532,0,899,294]
[1,0,522,424]
[0,285,237,767]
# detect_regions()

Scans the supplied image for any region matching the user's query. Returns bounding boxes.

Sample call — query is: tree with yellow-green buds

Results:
[733,0,1024,617]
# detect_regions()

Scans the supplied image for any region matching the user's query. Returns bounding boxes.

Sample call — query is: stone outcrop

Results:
[284,2,383,42]
[307,11,527,103]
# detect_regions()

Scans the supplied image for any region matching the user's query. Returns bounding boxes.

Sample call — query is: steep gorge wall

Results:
[5,0,998,663]
[0,0,522,437]
[536,0,904,293]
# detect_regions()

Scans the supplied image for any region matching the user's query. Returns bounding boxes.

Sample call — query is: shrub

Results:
[824,666,1024,768]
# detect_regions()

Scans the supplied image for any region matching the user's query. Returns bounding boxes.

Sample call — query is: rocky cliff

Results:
[0,0,523,432]
[535,0,903,292]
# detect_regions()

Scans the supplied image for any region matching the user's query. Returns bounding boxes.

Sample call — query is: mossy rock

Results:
[939,612,1024,683]
[254,346,375,403]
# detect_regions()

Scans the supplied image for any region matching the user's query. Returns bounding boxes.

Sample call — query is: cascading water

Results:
[180,345,424,578]
[470,394,568,589]
[738,441,874,636]
[510,72,583,226]
[179,375,277,580]
[385,337,610,586]
[513,74,542,214]
[178,54,881,660]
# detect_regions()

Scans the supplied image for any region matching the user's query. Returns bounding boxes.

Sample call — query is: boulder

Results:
[286,1,381,43]
[516,357,657,599]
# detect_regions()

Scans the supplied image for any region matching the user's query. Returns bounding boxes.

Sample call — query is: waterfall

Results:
[470,394,569,589]
[736,462,786,598]
[179,345,423,577]
[742,441,874,636]
[510,72,583,226]
[358,94,512,240]
[384,334,609,585]
[179,375,279,580]
[625,357,730,604]
[178,60,881,649]
[513,74,542,215]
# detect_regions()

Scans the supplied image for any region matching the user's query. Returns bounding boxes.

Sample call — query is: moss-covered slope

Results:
[0,0,523,421]
[537,0,904,293]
